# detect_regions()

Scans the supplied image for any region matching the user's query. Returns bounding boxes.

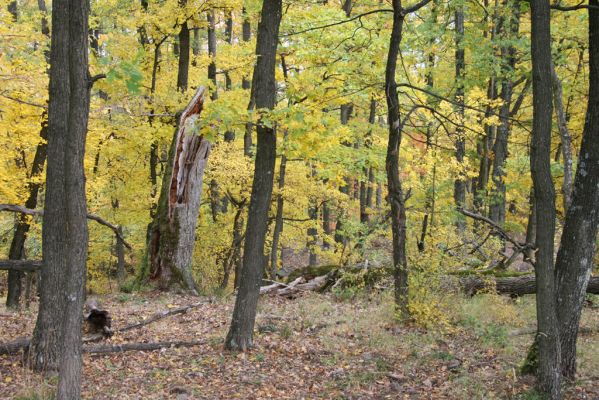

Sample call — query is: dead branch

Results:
[84,299,212,343]
[0,204,132,250]
[0,260,42,272]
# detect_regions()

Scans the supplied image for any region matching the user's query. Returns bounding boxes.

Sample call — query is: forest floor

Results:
[1,290,598,400]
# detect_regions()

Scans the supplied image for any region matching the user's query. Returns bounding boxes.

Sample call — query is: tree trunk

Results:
[6,0,50,310]
[453,2,466,228]
[270,129,288,277]
[225,0,282,351]
[146,88,211,295]
[222,204,245,289]
[385,1,409,316]
[551,64,573,213]
[242,8,253,155]
[177,20,190,92]
[489,1,520,226]
[6,121,47,309]
[529,0,561,396]
[555,0,599,381]
[28,1,90,398]
[207,11,217,100]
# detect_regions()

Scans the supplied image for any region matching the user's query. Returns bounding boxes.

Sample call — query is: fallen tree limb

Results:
[260,277,305,295]
[0,300,213,354]
[84,299,212,343]
[83,340,207,354]
[0,337,29,355]
[0,203,132,250]
[0,260,42,272]
[461,275,599,296]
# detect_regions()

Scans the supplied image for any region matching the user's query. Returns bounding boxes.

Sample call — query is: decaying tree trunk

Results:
[146,87,211,295]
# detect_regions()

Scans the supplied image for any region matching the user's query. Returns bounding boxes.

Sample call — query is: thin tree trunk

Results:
[225,0,282,351]
[224,12,235,142]
[555,0,599,381]
[529,0,561,396]
[385,1,408,316]
[176,14,190,92]
[454,1,466,228]
[146,88,211,295]
[270,130,288,278]
[207,11,217,100]
[551,65,573,212]
[6,0,50,310]
[489,0,520,226]
[242,8,253,155]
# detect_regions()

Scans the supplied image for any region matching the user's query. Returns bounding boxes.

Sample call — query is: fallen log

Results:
[83,340,207,354]
[0,337,29,355]
[0,299,212,354]
[0,260,42,272]
[461,275,599,296]
[260,277,305,295]
[84,299,211,343]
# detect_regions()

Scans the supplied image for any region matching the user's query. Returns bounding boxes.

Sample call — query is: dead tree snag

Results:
[146,87,211,295]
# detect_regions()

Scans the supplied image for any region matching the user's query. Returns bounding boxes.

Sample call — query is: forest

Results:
[0,0,598,398]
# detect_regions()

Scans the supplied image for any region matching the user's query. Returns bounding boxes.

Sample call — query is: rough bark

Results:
[225,0,282,352]
[529,0,561,396]
[27,0,91,398]
[146,87,211,295]
[555,0,599,381]
[385,1,408,315]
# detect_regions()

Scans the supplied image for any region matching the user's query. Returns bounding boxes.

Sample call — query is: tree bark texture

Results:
[225,0,282,352]
[146,87,211,295]
[555,0,599,381]
[27,0,91,398]
[385,1,409,316]
[529,0,561,396]
[207,11,217,101]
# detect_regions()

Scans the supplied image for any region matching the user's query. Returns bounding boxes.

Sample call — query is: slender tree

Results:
[529,0,561,396]
[225,0,283,351]
[384,0,431,315]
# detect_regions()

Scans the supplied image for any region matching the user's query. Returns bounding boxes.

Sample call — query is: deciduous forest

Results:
[0,0,598,398]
